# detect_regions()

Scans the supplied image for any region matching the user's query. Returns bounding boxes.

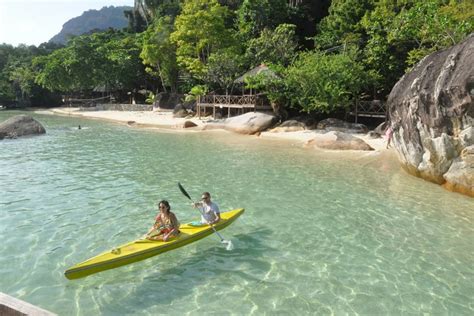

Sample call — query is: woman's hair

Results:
[158,200,171,213]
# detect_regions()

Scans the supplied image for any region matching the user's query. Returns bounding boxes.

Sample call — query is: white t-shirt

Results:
[200,201,220,224]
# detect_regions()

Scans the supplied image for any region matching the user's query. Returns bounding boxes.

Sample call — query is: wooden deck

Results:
[349,100,387,122]
[197,95,272,119]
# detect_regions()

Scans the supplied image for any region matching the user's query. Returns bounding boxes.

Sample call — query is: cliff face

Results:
[387,34,473,196]
[49,6,131,45]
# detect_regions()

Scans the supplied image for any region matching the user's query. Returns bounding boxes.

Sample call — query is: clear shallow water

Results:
[0,111,473,315]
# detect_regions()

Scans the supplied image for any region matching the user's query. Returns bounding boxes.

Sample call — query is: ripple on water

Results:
[0,112,473,315]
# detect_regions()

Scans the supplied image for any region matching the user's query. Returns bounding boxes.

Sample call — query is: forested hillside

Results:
[49,6,132,45]
[0,0,472,111]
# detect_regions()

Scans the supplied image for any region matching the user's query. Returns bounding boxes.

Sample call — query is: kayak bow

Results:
[65,208,244,280]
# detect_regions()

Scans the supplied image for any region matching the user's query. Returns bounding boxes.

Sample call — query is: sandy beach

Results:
[36,107,392,153]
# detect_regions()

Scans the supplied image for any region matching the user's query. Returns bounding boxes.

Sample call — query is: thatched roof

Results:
[234,64,278,84]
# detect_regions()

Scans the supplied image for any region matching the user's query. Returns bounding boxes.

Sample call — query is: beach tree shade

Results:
[33,47,77,92]
[205,48,245,94]
[359,2,403,97]
[170,0,236,79]
[34,30,146,94]
[141,16,179,92]
[284,48,367,113]
[245,23,299,67]
[97,32,146,92]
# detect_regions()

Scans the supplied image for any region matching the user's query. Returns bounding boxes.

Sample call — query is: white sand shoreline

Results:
[36,107,394,154]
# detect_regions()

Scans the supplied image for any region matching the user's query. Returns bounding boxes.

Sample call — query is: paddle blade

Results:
[178,182,193,201]
[223,240,234,251]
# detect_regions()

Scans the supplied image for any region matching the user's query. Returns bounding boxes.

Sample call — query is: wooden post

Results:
[213,95,216,119]
[354,98,358,123]
[197,95,200,119]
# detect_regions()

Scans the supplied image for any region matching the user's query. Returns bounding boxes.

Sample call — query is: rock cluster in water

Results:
[387,34,473,196]
[0,115,46,139]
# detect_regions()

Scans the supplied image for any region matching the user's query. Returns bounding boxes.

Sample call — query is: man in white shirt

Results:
[194,192,220,225]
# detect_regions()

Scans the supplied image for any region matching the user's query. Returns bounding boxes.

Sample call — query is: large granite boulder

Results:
[203,112,277,135]
[317,118,368,134]
[0,115,46,139]
[224,112,277,135]
[304,131,374,151]
[387,34,473,196]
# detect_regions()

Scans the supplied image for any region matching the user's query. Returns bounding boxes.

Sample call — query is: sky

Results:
[0,0,134,47]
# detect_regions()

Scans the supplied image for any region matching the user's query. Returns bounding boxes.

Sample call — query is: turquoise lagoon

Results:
[0,111,473,315]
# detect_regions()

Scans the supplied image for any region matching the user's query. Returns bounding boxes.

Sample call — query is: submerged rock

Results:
[305,131,374,151]
[0,115,46,139]
[387,34,474,196]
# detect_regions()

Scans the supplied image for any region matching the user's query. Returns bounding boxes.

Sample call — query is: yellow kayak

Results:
[65,208,244,280]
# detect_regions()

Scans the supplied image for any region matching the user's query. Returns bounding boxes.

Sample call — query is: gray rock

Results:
[0,115,46,139]
[443,146,474,195]
[305,131,374,151]
[173,107,189,118]
[155,92,186,110]
[317,118,368,134]
[269,120,307,132]
[203,112,277,135]
[368,131,382,139]
[183,120,198,128]
[374,121,389,135]
[387,33,474,196]
[223,112,277,135]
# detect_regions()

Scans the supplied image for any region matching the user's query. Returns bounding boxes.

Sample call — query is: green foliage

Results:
[145,91,155,104]
[315,0,374,49]
[243,64,286,106]
[238,0,289,41]
[185,84,209,102]
[3,0,473,113]
[206,48,245,93]
[389,0,474,68]
[0,44,59,106]
[245,24,299,67]
[171,0,236,78]
[35,30,146,93]
[284,49,367,113]
[141,16,178,92]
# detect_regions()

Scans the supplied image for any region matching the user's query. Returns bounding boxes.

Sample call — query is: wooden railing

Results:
[350,100,387,122]
[197,94,272,118]
[198,94,257,106]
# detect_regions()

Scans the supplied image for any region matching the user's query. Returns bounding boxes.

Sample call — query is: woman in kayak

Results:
[145,200,180,241]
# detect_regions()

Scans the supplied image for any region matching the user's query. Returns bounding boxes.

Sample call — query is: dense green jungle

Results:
[0,0,472,116]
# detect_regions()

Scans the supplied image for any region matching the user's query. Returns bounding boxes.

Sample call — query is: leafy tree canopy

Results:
[238,0,289,41]
[170,0,236,79]
[284,48,367,113]
[245,23,299,68]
